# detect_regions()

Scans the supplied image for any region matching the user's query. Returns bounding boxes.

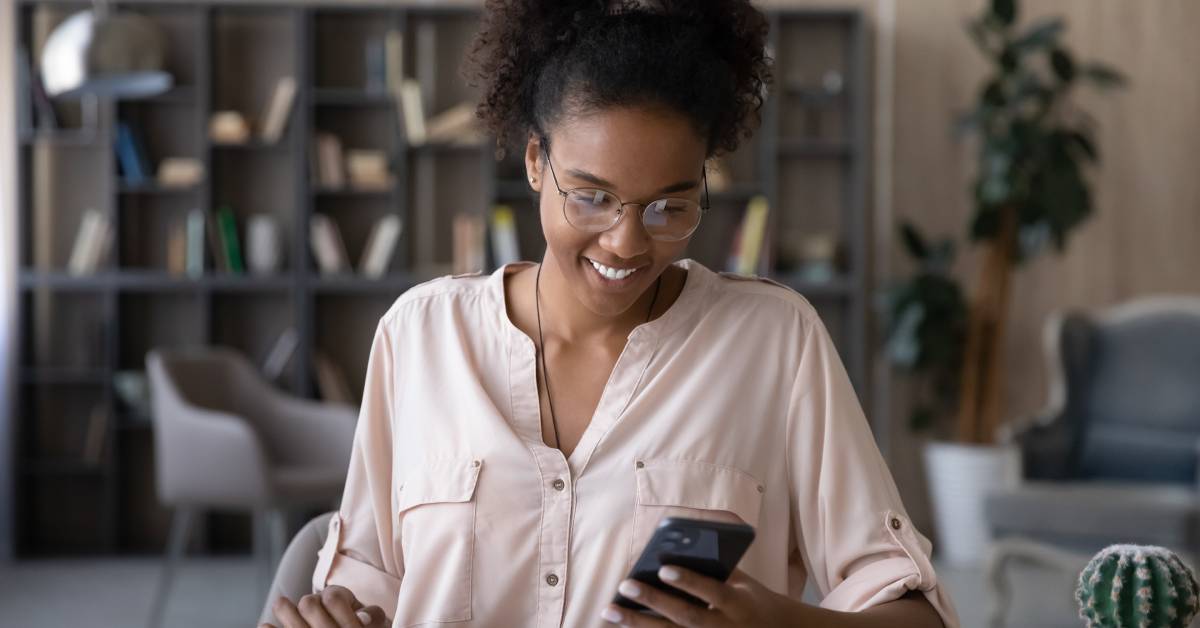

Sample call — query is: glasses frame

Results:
[539,138,710,242]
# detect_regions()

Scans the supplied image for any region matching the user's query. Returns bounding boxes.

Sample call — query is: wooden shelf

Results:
[118,85,198,105]
[118,182,202,195]
[10,2,869,559]
[312,185,394,198]
[312,88,393,107]
[311,272,431,294]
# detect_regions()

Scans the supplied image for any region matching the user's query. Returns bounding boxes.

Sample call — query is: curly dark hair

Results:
[460,0,773,161]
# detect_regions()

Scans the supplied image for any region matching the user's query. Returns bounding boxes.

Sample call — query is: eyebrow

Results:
[564,167,699,196]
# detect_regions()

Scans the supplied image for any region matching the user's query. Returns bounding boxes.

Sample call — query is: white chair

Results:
[145,347,356,628]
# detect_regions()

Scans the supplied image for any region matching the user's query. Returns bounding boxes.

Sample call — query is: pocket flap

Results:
[398,457,482,514]
[635,459,764,526]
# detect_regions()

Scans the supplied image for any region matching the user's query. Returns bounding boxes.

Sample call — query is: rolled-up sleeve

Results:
[787,313,960,627]
[312,318,403,619]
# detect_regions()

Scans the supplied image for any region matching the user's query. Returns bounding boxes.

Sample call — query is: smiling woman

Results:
[263,2,959,628]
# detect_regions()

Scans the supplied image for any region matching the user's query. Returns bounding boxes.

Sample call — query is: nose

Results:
[598,204,652,260]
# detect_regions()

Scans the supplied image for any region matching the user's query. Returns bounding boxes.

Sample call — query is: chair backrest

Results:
[145,346,272,507]
[1062,298,1200,483]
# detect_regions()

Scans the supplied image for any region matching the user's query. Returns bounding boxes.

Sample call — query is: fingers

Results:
[657,566,738,611]
[605,578,719,627]
[354,605,389,628]
[320,586,368,627]
[271,595,312,628]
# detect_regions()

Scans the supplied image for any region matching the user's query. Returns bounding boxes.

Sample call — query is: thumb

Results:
[355,605,388,627]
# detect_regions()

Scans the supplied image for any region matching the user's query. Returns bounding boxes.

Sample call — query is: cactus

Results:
[1076,544,1200,628]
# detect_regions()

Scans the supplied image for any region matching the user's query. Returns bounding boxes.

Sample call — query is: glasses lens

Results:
[643,198,701,241]
[564,188,621,231]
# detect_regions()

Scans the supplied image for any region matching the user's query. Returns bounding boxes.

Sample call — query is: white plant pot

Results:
[923,440,1022,567]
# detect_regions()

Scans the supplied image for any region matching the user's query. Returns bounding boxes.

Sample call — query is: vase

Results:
[923,440,1021,567]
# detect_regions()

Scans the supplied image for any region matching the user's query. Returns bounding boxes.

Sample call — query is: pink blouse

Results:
[312,258,960,627]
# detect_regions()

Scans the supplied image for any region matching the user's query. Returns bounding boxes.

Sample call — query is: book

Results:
[365,38,387,93]
[209,110,250,144]
[262,327,299,382]
[259,76,297,144]
[166,221,186,276]
[730,195,770,275]
[115,121,150,185]
[67,209,112,275]
[345,149,391,189]
[396,79,427,146]
[384,30,405,93]
[453,213,486,275]
[186,209,205,278]
[207,211,228,273]
[310,214,350,274]
[80,402,110,465]
[426,102,482,145]
[314,132,345,188]
[216,205,245,273]
[157,157,204,188]
[313,351,354,404]
[489,205,520,268]
[358,215,403,278]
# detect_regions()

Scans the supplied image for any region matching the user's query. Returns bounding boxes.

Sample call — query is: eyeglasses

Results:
[540,139,709,242]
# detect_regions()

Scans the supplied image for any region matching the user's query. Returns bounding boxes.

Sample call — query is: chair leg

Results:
[267,508,288,576]
[147,507,196,628]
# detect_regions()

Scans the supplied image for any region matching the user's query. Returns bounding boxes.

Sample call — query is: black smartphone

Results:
[613,517,756,612]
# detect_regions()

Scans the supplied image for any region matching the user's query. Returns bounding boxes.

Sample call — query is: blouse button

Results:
[545,573,560,587]
[551,478,566,491]
[635,461,644,469]
[472,460,481,467]
[757,485,764,493]
[890,517,903,530]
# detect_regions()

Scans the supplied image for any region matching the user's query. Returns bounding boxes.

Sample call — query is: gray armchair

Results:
[145,347,357,628]
[258,511,336,626]
[984,297,1200,626]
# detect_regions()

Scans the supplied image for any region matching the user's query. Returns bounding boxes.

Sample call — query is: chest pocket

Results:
[627,458,764,573]
[395,457,481,627]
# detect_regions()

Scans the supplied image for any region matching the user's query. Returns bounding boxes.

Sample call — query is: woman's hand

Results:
[259,585,389,628]
[600,567,801,627]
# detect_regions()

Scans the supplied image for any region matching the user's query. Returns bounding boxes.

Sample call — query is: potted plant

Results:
[883,0,1125,565]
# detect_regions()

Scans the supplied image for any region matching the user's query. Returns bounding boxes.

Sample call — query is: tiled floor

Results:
[0,557,993,628]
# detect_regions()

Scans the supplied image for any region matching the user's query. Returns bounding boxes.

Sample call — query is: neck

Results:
[537,253,663,345]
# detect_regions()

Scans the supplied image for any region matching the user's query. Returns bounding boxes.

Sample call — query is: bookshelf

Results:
[8,1,868,557]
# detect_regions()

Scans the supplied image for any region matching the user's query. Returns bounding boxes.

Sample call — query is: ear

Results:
[524,132,543,193]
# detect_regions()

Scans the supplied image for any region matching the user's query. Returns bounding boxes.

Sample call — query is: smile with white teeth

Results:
[589,259,640,281]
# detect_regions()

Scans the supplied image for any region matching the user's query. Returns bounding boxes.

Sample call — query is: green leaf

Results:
[991,0,1016,26]
[971,207,1002,240]
[1012,18,1065,50]
[1051,48,1076,83]
[966,17,997,56]
[900,222,931,261]
[981,79,1005,107]
[1065,131,1097,161]
[1000,47,1018,73]
[1080,63,1127,88]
